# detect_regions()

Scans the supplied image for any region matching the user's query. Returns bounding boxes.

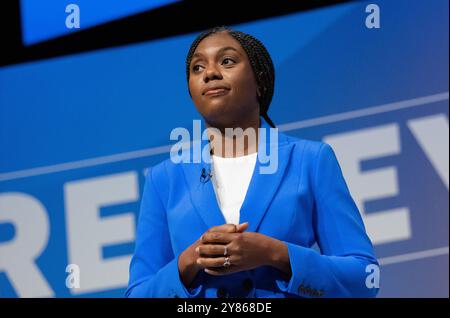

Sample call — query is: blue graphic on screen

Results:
[20,0,180,45]
[1,0,448,297]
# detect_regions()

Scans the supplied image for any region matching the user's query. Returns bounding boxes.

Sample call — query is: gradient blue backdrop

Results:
[0,0,448,297]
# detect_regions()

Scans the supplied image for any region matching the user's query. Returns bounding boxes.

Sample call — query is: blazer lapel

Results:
[239,121,294,232]
[181,117,294,232]
[181,137,226,230]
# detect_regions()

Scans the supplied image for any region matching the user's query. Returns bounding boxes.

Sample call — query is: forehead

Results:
[193,32,245,57]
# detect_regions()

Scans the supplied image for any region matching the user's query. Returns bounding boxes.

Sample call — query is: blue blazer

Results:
[125,117,379,298]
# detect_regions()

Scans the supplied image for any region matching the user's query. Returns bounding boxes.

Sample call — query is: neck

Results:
[206,116,260,158]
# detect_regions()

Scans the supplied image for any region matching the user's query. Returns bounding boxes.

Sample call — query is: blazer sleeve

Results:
[125,166,203,298]
[276,142,380,298]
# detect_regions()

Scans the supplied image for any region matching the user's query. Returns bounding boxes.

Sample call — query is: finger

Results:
[196,244,228,256]
[236,222,249,233]
[197,256,229,268]
[207,224,238,233]
[201,232,239,244]
[204,267,236,276]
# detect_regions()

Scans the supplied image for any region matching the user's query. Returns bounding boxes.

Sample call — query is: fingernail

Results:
[195,247,199,253]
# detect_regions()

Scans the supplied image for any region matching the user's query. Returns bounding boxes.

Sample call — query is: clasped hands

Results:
[193,222,281,276]
[179,222,291,287]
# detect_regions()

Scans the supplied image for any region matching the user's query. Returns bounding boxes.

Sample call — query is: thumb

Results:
[236,222,249,232]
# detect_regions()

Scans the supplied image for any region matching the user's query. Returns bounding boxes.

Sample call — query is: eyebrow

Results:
[192,46,240,61]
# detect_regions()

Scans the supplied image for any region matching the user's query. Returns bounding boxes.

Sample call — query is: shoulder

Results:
[146,157,177,186]
[147,131,337,185]
[279,132,344,196]
[279,130,332,162]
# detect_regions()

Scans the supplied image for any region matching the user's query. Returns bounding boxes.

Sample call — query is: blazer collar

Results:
[181,116,294,232]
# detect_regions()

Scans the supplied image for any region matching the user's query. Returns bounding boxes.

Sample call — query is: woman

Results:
[125,26,379,298]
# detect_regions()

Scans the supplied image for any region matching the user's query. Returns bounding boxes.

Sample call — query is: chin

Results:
[202,109,237,128]
[200,101,231,121]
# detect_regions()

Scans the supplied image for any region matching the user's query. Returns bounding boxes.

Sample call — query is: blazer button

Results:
[242,278,253,291]
[216,287,229,298]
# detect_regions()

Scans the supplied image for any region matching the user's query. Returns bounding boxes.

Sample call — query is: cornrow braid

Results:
[185,26,276,128]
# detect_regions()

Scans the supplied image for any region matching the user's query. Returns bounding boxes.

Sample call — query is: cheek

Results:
[231,71,258,101]
[189,78,202,101]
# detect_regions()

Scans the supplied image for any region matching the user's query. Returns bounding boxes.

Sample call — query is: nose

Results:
[203,64,223,83]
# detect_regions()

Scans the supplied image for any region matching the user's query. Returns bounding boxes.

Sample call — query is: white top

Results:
[211,152,258,225]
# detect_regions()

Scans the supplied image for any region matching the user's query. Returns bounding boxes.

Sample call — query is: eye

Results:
[192,64,204,73]
[221,57,236,66]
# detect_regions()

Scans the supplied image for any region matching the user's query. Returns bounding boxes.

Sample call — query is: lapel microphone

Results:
[200,148,214,183]
[200,168,212,183]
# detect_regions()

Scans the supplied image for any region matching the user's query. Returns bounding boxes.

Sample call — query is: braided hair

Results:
[186,26,276,128]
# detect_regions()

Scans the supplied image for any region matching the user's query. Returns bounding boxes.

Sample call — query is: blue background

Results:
[20,0,179,45]
[0,0,448,297]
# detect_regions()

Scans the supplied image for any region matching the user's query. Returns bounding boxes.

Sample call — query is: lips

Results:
[202,85,230,96]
